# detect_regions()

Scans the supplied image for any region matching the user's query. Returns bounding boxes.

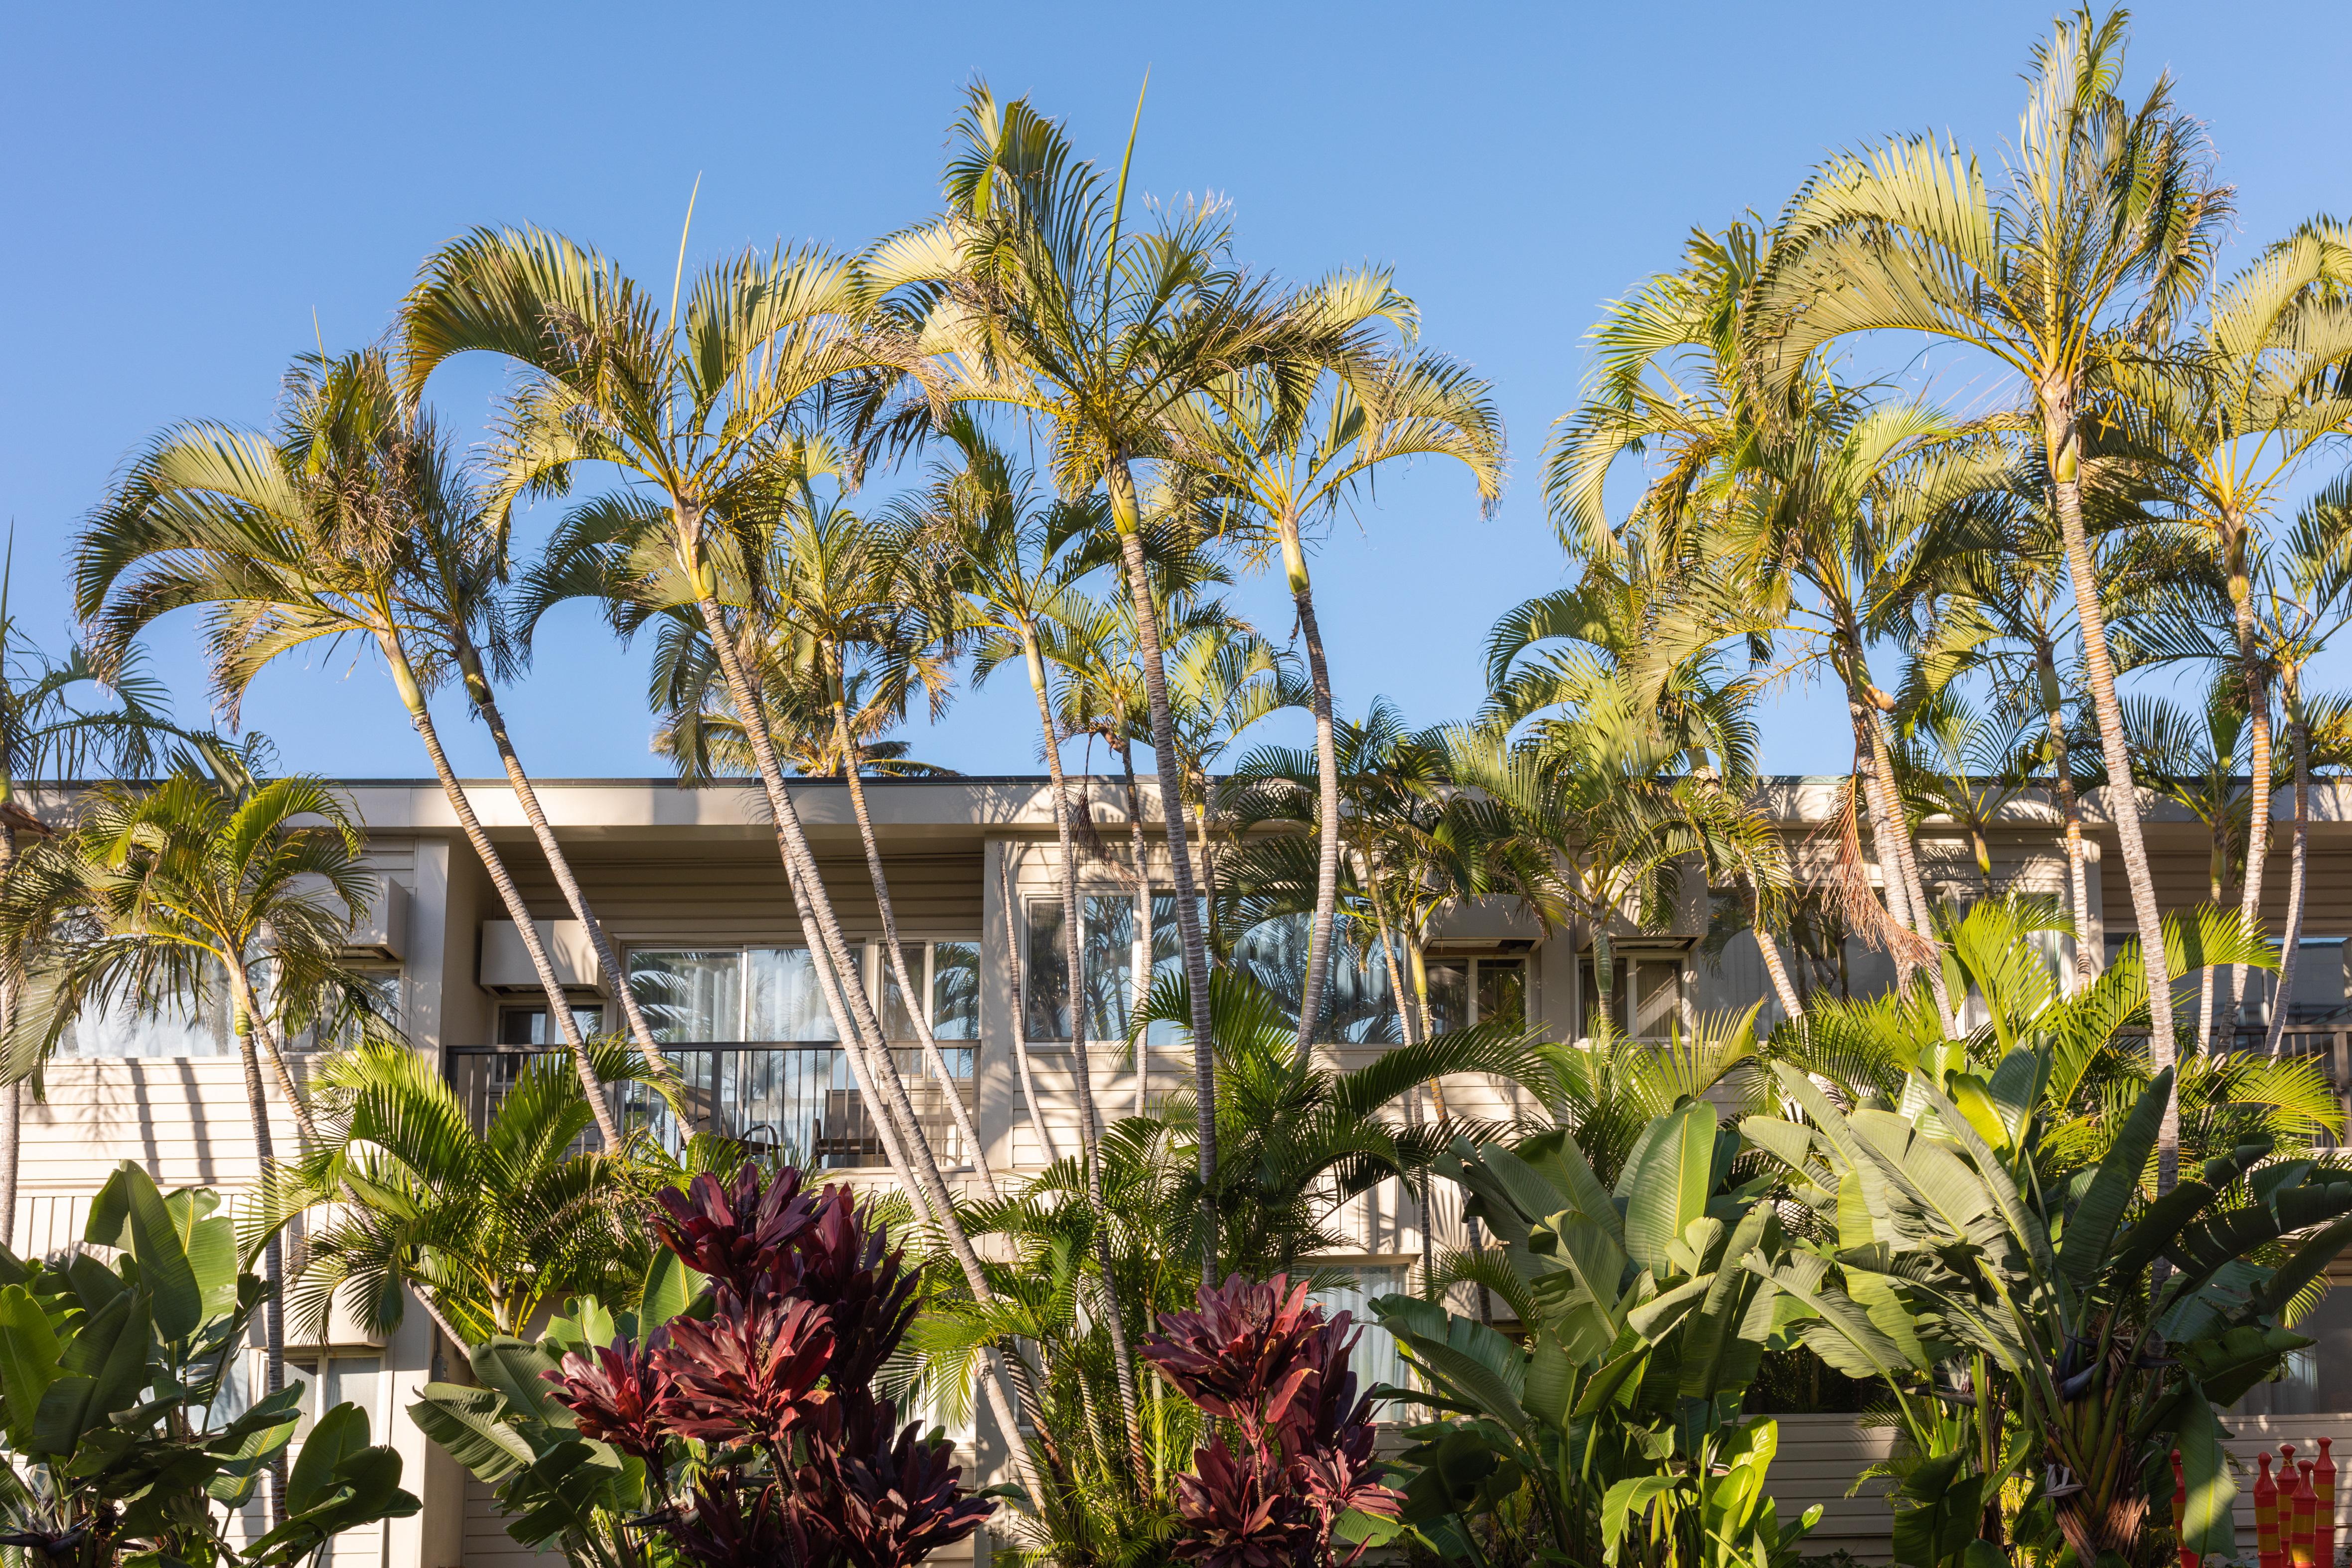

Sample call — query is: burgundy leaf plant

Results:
[1142,1274,1403,1568]
[545,1164,991,1568]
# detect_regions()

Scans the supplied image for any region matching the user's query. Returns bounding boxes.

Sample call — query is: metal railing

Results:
[445,1043,976,1170]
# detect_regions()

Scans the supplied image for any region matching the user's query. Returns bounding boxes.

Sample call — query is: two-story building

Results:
[12,773,2352,1566]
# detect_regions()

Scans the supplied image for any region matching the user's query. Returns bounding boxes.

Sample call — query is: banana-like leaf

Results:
[1618,1100,1717,1276]
[409,1386,536,1483]
[0,1283,61,1450]
[2058,1068,2172,1287]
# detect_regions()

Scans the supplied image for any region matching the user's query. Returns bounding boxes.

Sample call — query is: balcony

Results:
[444,1043,976,1169]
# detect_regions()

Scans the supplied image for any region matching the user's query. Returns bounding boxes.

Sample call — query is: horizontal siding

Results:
[2107,844,2352,937]
[504,851,985,943]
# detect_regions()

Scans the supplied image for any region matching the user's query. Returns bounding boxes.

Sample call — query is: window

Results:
[286,1355,384,1568]
[628,944,979,1045]
[1026,894,1185,1044]
[1309,1265,1407,1402]
[59,965,232,1058]
[1423,956,1524,1037]
[1231,915,1400,1043]
[497,1003,605,1046]
[1578,952,1683,1040]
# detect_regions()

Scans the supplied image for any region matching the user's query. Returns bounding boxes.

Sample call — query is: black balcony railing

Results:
[445,1043,976,1169]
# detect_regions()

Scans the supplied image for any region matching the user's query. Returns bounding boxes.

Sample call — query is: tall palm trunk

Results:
[1107,460,1218,1276]
[2197,850,2224,1050]
[2267,686,2311,1057]
[1373,914,1433,1297]
[827,672,998,1199]
[1277,515,1342,1062]
[1744,877,1805,1025]
[450,637,670,1084]
[2038,643,2094,988]
[380,638,620,1148]
[687,582,1044,1503]
[0,822,18,1253]
[2225,538,2273,1045]
[1118,741,1154,1121]
[1017,636,1145,1467]
[228,993,288,1530]
[1853,678,1959,1032]
[2043,388,2180,1190]
[1000,855,1059,1163]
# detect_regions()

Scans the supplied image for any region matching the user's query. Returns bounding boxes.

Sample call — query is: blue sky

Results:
[4,1,2349,782]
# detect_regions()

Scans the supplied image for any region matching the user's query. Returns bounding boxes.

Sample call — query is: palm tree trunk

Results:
[1858,695,1959,1032]
[1279,515,1342,1064]
[829,682,998,1199]
[2267,690,2311,1057]
[2045,391,2179,1189]
[380,637,620,1148]
[239,974,319,1151]
[229,995,288,1530]
[2198,848,2224,1050]
[1119,742,1154,1122]
[0,822,18,1253]
[999,855,1059,1164]
[1017,639,1145,1470]
[1107,461,1218,1278]
[1373,914,1433,1297]
[2226,526,2273,1045]
[687,585,1045,1504]
[1745,877,1805,1025]
[2038,646,2095,988]
[451,637,671,1084]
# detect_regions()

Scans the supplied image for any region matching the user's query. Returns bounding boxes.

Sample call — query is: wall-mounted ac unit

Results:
[479,920,607,996]
[339,881,410,962]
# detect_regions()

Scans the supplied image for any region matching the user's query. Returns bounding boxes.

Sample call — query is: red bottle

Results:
[2262,1453,2287,1568]
[2320,1438,2338,1568]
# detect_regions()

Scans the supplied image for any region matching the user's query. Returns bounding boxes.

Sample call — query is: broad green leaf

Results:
[638,1250,703,1338]
[288,1402,371,1516]
[116,1164,202,1342]
[471,1338,571,1427]
[2059,1067,2171,1287]
[2174,1386,2238,1559]
[1602,1474,1680,1563]
[1618,1101,1717,1276]
[408,1386,534,1483]
[0,1283,61,1448]
[1523,1330,1574,1427]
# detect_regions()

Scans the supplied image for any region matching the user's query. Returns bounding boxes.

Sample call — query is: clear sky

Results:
[5,1,2348,782]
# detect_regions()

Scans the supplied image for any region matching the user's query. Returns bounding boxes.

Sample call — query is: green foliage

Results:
[407,1287,667,1568]
[0,1163,416,1568]
[1372,1105,1819,1568]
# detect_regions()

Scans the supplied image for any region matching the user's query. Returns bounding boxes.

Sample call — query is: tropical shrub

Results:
[1743,909,2352,1568]
[411,1164,989,1568]
[1373,1101,1820,1568]
[0,1162,417,1568]
[1140,1273,1402,1568]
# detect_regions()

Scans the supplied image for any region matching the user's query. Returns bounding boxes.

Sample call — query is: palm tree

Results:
[0,763,385,1523]
[2107,219,2352,1032]
[2251,477,2352,1051]
[1888,691,2033,904]
[2122,678,2256,1048]
[1745,8,2234,1185]
[248,1037,677,1349]
[400,227,1044,1499]
[1172,334,1504,1054]
[0,572,181,1252]
[74,349,647,1144]
[1549,222,1986,1030]
[872,84,1389,1272]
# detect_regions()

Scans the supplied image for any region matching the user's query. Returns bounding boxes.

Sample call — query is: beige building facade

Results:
[12,773,2352,1566]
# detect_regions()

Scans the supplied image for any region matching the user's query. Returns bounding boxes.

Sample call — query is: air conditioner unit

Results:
[339,881,410,962]
[479,919,607,996]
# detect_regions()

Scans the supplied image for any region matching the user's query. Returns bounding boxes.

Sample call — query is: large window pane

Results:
[879,944,923,1040]
[61,961,231,1058]
[1309,1265,1406,1396]
[1631,959,1681,1038]
[1478,959,1526,1033]
[1026,900,1071,1041]
[931,942,981,1041]
[1424,960,1470,1036]
[630,951,742,1042]
[1578,955,1626,1037]
[1228,914,1399,1043]
[747,948,838,1042]
[497,1004,605,1046]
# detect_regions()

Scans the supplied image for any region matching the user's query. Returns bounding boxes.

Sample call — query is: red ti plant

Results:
[1142,1274,1403,1568]
[545,1164,992,1568]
